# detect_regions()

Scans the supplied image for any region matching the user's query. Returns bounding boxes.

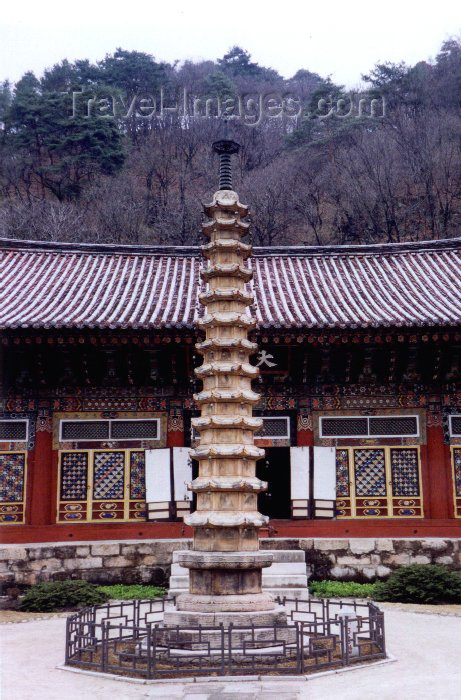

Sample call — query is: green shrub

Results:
[309,580,376,598]
[98,584,166,600]
[19,580,110,612]
[373,565,461,604]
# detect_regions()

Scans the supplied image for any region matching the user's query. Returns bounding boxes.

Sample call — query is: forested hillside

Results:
[1,41,460,246]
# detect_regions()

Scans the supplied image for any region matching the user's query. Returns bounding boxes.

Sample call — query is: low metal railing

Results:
[65,596,386,678]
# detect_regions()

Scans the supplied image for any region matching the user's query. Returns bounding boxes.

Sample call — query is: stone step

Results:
[169,575,189,588]
[263,550,306,563]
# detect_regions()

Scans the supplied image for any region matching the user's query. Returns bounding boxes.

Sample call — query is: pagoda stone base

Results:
[163,602,287,628]
[163,549,288,627]
[143,603,296,653]
[174,590,276,613]
[169,549,310,600]
[176,550,274,602]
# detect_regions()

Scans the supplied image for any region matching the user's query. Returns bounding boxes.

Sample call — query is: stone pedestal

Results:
[169,549,310,601]
[163,550,287,626]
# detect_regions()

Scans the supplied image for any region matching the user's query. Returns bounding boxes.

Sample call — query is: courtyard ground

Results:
[1,606,460,700]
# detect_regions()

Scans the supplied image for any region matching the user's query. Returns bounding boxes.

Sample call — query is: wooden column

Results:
[426,422,451,519]
[28,426,54,526]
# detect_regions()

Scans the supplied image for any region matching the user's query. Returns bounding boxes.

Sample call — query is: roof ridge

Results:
[0,238,201,256]
[0,236,460,256]
[253,238,461,256]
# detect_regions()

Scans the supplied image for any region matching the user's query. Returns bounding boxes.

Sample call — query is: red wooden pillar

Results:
[28,424,54,526]
[426,419,451,519]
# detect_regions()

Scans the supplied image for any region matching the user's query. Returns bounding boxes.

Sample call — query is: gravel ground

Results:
[377,601,461,616]
[1,607,461,699]
[0,610,71,624]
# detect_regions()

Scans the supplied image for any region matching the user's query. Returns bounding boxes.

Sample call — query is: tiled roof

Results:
[1,237,460,330]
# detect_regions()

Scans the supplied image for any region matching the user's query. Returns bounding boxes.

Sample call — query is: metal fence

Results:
[65,596,386,678]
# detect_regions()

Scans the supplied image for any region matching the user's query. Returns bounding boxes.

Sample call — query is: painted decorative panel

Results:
[93,452,124,500]
[91,500,125,520]
[354,449,386,497]
[57,449,146,523]
[454,448,461,497]
[0,453,25,502]
[129,451,146,500]
[336,446,422,519]
[0,452,26,524]
[453,448,461,518]
[390,448,422,517]
[335,449,350,497]
[335,448,352,517]
[390,448,420,497]
[60,452,88,500]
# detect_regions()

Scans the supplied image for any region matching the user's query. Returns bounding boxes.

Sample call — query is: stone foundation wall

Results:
[0,537,460,588]
[284,538,461,580]
[0,539,192,588]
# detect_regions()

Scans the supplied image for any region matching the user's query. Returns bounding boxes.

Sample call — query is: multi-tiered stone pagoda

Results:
[165,134,285,626]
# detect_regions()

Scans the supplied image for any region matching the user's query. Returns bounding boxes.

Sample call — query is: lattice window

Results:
[321,417,368,437]
[454,449,461,497]
[336,446,423,519]
[61,421,109,441]
[0,452,26,524]
[0,453,25,502]
[259,417,290,438]
[453,448,461,519]
[60,419,160,442]
[320,415,419,438]
[369,417,418,436]
[129,452,146,500]
[0,420,28,441]
[111,420,158,440]
[354,449,387,497]
[390,448,420,497]
[57,449,146,523]
[60,452,88,500]
[93,452,125,500]
[335,449,350,497]
[449,416,461,437]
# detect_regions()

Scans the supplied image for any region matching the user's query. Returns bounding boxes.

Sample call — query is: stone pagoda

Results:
[164,132,285,626]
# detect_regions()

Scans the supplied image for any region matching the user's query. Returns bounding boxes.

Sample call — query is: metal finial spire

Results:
[212,119,240,190]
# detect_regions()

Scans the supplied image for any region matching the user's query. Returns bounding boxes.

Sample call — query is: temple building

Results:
[0,234,460,545]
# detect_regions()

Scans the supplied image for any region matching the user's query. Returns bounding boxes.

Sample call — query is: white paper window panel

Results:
[290,446,309,500]
[147,510,169,519]
[314,446,336,500]
[173,447,192,501]
[145,448,171,503]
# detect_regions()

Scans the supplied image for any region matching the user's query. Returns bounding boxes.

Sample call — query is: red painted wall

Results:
[297,427,314,447]
[167,430,185,448]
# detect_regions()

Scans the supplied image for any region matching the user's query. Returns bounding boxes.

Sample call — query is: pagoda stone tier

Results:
[164,189,286,624]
